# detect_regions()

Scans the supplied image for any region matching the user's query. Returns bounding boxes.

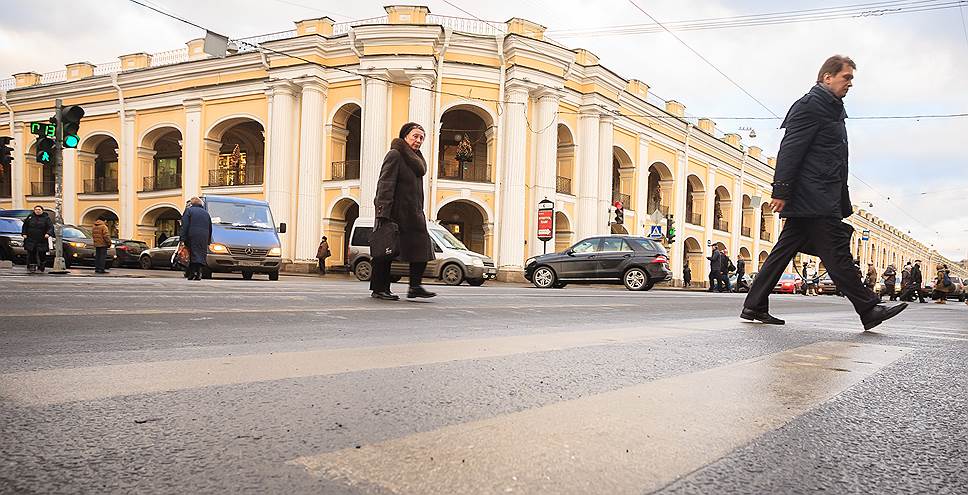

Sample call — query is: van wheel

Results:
[242,271,253,280]
[442,264,464,286]
[623,267,649,291]
[268,271,279,281]
[139,256,152,270]
[532,266,556,289]
[467,278,485,286]
[354,259,373,281]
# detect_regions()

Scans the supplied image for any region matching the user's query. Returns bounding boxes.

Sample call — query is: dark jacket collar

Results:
[810,83,848,118]
[390,138,427,177]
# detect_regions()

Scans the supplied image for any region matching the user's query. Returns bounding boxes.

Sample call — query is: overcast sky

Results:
[2,0,966,260]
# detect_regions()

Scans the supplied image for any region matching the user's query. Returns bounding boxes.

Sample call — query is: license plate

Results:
[240,260,261,267]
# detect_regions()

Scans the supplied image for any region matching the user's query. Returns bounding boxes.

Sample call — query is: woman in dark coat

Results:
[370,122,435,300]
[180,197,212,280]
[22,205,54,273]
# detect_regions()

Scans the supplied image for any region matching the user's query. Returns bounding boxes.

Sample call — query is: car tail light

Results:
[653,255,668,264]
[118,246,128,251]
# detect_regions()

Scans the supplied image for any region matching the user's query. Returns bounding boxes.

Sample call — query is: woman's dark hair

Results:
[399,122,425,139]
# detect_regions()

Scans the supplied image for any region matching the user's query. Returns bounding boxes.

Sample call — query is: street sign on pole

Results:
[647,225,664,240]
[537,198,554,254]
[862,229,870,241]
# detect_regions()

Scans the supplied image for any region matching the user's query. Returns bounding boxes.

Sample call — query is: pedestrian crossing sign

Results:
[648,225,664,239]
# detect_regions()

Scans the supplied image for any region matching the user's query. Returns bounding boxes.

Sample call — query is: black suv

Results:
[524,235,672,291]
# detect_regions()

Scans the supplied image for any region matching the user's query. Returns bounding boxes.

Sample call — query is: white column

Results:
[360,74,389,218]
[407,74,436,212]
[671,150,688,283]
[576,111,600,240]
[704,165,716,271]
[635,134,651,234]
[182,99,203,201]
[530,89,559,256]
[12,124,25,208]
[294,80,328,260]
[752,192,763,270]
[597,115,614,231]
[120,111,137,239]
[265,81,298,257]
[62,148,77,224]
[497,84,529,272]
[731,176,743,257]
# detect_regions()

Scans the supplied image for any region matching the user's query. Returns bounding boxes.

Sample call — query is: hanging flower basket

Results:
[455,136,474,165]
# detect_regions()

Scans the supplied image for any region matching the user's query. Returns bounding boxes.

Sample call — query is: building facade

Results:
[1,6,963,282]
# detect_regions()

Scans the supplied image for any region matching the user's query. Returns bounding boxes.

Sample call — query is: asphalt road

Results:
[1,266,966,494]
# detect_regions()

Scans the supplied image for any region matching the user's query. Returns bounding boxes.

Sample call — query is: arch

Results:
[330,103,362,180]
[78,131,120,154]
[759,250,770,265]
[437,199,489,255]
[648,161,673,180]
[554,210,574,253]
[646,162,673,216]
[138,123,184,149]
[685,174,705,225]
[439,106,495,183]
[760,202,775,241]
[556,124,576,195]
[80,206,120,237]
[328,99,364,125]
[611,146,634,209]
[439,100,498,128]
[741,194,753,236]
[739,247,752,262]
[684,237,703,286]
[713,185,732,232]
[324,197,360,267]
[612,145,634,168]
[205,118,266,187]
[140,127,183,192]
[205,114,267,142]
[433,195,495,222]
[139,204,183,246]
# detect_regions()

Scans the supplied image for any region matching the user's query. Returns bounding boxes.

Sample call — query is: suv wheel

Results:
[140,256,152,270]
[442,264,464,286]
[268,270,279,281]
[354,259,373,281]
[467,278,485,286]
[623,267,649,291]
[242,271,253,280]
[532,266,556,289]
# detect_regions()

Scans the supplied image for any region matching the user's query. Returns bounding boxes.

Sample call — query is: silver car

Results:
[346,218,497,286]
[138,236,181,270]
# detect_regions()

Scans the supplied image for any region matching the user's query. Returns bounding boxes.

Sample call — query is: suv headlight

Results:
[209,243,229,254]
[9,238,23,247]
[267,247,281,257]
[69,241,86,248]
[525,257,537,267]
[470,257,484,267]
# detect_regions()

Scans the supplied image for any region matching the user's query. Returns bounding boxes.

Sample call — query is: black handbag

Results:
[370,221,399,259]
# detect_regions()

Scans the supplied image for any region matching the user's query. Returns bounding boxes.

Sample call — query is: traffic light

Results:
[613,201,624,225]
[35,137,55,165]
[666,215,676,243]
[0,136,12,174]
[61,105,84,148]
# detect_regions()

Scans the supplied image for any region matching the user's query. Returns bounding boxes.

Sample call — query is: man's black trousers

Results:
[744,217,879,316]
[369,256,427,293]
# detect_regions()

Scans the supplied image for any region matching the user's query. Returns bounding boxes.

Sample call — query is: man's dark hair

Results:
[817,55,856,83]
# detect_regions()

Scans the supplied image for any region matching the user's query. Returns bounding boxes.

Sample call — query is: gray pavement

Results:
[0,266,966,494]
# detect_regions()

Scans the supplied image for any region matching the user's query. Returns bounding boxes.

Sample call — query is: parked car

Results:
[113,239,149,268]
[931,276,965,302]
[59,224,116,269]
[347,218,497,286]
[773,273,803,294]
[728,273,753,293]
[0,208,57,220]
[815,273,842,296]
[139,236,181,270]
[199,195,285,280]
[524,235,672,291]
[0,216,26,262]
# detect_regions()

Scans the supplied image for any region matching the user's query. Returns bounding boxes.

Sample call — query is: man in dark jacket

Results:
[901,260,927,303]
[22,206,54,273]
[734,258,747,292]
[180,197,212,281]
[707,246,723,292]
[741,55,906,331]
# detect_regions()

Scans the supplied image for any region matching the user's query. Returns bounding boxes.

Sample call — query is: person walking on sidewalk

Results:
[864,263,878,292]
[316,236,331,275]
[740,55,906,331]
[180,197,212,281]
[882,264,897,301]
[720,249,734,293]
[804,261,818,296]
[934,264,952,304]
[734,257,747,292]
[21,205,53,273]
[92,218,112,274]
[707,245,723,292]
[683,264,692,288]
[907,260,928,303]
[370,122,436,301]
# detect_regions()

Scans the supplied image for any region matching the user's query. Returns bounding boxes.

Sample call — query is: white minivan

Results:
[346,218,497,286]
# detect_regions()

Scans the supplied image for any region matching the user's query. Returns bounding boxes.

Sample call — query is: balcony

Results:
[142,173,181,192]
[714,219,729,232]
[612,191,631,208]
[83,177,119,194]
[742,226,752,237]
[556,176,572,195]
[207,166,263,187]
[761,231,772,242]
[30,181,55,197]
[687,212,702,225]
[331,160,360,181]
[439,163,492,183]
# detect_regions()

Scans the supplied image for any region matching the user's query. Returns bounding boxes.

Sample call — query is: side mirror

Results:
[278,223,287,234]
[565,249,575,256]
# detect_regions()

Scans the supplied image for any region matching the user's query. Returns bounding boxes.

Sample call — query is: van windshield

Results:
[430,227,468,251]
[207,201,274,229]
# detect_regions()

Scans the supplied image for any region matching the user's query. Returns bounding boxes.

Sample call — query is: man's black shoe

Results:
[861,303,907,331]
[371,291,399,301]
[407,286,437,299]
[740,308,785,325]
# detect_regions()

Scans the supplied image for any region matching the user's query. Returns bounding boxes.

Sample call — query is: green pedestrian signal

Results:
[36,137,55,165]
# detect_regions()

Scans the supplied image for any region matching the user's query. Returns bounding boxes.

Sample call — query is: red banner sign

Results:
[537,207,554,241]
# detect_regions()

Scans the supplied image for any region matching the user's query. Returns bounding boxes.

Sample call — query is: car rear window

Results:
[351,227,372,247]
[600,237,632,252]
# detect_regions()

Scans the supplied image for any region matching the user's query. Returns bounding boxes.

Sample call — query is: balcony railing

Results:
[687,213,703,225]
[83,177,119,194]
[556,176,572,195]
[30,181,55,197]
[714,219,729,232]
[331,160,360,181]
[0,179,10,198]
[439,163,492,183]
[612,191,631,208]
[742,226,752,237]
[207,166,263,187]
[761,231,772,242]
[143,173,181,192]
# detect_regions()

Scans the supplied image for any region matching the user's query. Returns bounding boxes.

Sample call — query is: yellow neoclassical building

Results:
[1,6,962,282]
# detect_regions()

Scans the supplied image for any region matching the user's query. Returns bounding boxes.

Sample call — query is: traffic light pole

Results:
[49,99,68,274]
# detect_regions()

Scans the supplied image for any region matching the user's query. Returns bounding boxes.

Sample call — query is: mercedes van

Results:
[199,195,286,280]
[346,217,496,286]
